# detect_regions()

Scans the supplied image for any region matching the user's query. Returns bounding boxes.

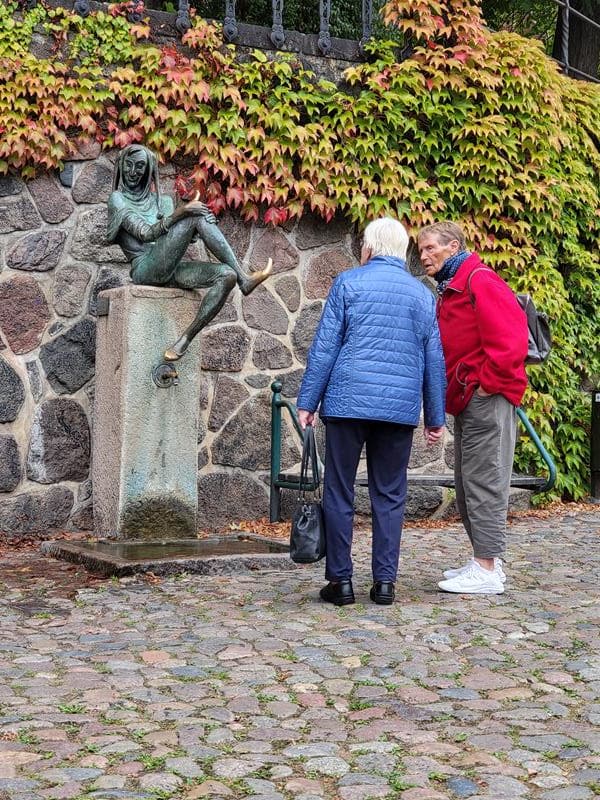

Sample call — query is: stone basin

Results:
[41,534,295,577]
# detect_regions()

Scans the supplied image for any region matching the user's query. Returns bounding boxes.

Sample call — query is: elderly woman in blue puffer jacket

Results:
[297,217,446,607]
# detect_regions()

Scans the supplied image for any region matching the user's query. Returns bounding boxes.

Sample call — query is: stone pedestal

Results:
[93,285,201,539]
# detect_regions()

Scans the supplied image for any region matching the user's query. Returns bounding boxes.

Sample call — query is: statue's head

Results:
[113,145,161,204]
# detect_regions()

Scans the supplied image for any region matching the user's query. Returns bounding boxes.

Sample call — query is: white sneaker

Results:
[438,561,505,594]
[443,557,506,583]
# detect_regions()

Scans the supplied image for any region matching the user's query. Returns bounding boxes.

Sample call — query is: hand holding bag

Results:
[289,424,326,564]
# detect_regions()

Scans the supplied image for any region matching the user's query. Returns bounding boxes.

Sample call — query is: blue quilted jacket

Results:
[296,255,446,427]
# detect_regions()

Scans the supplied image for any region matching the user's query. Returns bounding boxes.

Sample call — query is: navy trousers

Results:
[322,418,414,583]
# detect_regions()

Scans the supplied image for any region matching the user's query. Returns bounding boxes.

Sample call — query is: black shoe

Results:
[370,581,395,605]
[319,580,355,606]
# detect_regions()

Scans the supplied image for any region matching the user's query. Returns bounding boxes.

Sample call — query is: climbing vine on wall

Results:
[0,0,599,499]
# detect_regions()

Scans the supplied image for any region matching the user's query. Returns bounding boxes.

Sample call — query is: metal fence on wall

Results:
[552,0,600,82]
[21,0,600,81]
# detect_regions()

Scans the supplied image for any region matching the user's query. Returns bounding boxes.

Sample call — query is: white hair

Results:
[363,217,409,260]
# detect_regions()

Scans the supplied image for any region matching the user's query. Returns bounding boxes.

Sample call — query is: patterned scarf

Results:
[434,250,471,295]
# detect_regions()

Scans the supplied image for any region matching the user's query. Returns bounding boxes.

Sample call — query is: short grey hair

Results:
[363,217,409,260]
[417,221,466,250]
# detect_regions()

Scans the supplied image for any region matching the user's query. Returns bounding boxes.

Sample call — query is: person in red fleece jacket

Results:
[418,221,528,595]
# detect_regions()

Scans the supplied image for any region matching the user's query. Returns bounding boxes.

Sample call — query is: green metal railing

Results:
[270,380,557,522]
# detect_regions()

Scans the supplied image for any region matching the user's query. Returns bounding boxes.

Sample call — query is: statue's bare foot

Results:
[239,258,273,296]
[164,335,190,362]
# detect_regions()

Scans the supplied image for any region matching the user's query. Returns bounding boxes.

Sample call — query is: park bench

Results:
[269,380,557,523]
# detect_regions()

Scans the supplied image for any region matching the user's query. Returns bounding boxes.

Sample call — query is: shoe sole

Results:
[319,593,355,606]
[438,584,505,594]
[370,592,394,605]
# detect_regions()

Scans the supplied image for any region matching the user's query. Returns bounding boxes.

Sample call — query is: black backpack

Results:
[467,268,552,366]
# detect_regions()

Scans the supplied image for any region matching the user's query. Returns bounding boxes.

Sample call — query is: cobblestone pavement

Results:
[0,507,599,800]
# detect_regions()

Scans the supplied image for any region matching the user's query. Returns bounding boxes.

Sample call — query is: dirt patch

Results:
[0,532,108,598]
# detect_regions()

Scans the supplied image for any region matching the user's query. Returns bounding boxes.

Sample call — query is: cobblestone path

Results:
[0,508,599,800]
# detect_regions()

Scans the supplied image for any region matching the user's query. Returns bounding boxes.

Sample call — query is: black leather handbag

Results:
[289,424,326,564]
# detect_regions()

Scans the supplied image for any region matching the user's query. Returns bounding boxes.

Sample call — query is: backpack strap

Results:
[466,267,495,307]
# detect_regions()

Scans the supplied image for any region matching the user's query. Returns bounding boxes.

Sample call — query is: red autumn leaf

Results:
[226,185,245,208]
[264,206,288,226]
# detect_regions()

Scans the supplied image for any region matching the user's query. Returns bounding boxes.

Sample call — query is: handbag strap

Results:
[298,425,321,500]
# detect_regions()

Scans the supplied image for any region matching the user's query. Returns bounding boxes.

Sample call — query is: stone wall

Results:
[0,150,459,536]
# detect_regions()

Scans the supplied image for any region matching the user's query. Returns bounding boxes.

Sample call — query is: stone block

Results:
[218,212,252,263]
[66,138,102,161]
[305,247,353,299]
[0,485,73,534]
[274,274,301,312]
[242,286,289,334]
[213,393,299,471]
[27,399,90,484]
[197,472,269,528]
[405,485,444,519]
[69,501,94,531]
[28,174,74,223]
[88,267,129,316]
[291,302,323,363]
[296,213,349,250]
[208,375,250,432]
[252,332,292,370]
[70,207,127,264]
[53,264,92,317]
[276,368,305,399]
[245,373,271,389]
[205,297,237,327]
[0,276,50,354]
[0,357,25,422]
[39,318,96,394]
[200,325,250,372]
[93,285,202,539]
[72,162,113,204]
[0,196,41,233]
[444,439,454,469]
[409,432,443,469]
[0,435,21,492]
[251,228,299,274]
[0,176,24,197]
[7,230,66,272]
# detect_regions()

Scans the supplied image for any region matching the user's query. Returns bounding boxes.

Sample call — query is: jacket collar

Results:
[444,252,483,292]
[366,255,407,270]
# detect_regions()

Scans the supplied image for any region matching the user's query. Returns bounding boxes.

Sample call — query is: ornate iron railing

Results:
[24,0,600,81]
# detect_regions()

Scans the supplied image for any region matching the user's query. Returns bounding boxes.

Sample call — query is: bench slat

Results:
[276,473,545,489]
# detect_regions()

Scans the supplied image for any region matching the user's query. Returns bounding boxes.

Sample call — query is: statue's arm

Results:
[108,192,181,243]
[108,192,216,244]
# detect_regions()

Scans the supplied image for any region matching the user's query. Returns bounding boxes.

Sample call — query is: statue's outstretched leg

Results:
[163,261,237,362]
[196,218,273,294]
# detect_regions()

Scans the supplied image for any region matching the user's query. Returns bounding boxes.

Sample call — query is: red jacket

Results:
[437,253,528,416]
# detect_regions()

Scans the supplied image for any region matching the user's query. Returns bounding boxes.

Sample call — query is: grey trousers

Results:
[454,393,517,558]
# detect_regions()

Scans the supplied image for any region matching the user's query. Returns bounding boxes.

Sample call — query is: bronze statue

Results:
[107,145,272,361]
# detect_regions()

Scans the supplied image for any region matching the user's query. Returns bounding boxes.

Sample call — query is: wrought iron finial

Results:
[359,0,373,53]
[318,0,331,55]
[73,0,90,17]
[175,0,191,34]
[223,0,238,42]
[271,0,285,48]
